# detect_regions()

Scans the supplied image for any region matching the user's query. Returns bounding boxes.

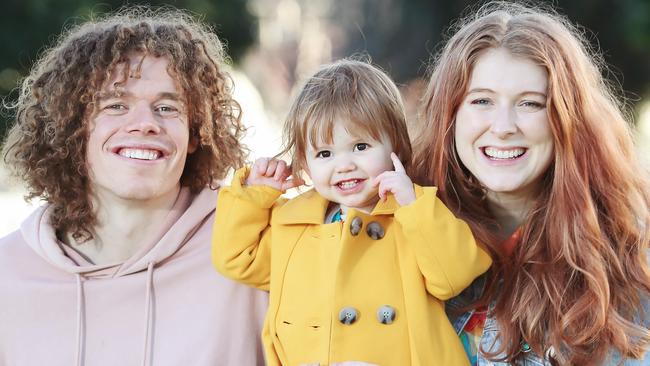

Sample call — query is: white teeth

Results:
[119,148,161,160]
[484,147,525,159]
[338,180,359,189]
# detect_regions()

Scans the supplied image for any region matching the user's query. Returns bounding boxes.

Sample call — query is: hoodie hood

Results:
[19,187,219,366]
[20,187,217,277]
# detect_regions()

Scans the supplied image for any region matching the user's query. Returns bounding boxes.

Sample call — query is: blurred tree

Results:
[335,0,650,112]
[0,0,256,142]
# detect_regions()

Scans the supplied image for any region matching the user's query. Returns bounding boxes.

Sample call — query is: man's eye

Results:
[354,143,370,152]
[105,104,127,110]
[102,104,128,114]
[156,105,179,114]
[316,150,331,158]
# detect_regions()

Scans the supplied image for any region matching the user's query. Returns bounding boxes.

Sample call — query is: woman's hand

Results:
[246,157,305,192]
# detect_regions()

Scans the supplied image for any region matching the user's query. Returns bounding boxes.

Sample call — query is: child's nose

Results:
[335,156,356,173]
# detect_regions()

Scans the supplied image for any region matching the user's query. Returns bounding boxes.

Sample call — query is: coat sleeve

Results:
[394,186,492,300]
[211,166,284,291]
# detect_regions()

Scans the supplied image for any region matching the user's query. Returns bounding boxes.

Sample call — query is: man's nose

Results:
[126,102,161,135]
[489,105,518,138]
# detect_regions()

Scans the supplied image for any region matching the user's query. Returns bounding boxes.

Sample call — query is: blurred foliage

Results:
[337,0,650,110]
[1,0,648,142]
[0,0,256,141]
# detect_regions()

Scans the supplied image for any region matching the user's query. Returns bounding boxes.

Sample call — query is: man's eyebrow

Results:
[97,90,127,100]
[157,92,182,101]
[96,91,182,101]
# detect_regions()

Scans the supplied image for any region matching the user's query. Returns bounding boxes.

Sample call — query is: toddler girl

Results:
[212,59,491,366]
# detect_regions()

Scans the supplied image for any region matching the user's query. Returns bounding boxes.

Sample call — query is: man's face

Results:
[86,55,196,205]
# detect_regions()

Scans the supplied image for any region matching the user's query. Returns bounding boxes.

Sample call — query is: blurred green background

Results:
[1,0,648,137]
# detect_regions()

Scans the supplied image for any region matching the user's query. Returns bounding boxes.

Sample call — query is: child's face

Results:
[305,121,394,214]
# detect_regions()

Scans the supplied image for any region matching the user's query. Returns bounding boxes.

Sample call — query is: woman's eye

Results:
[470,98,491,106]
[520,101,545,109]
[316,150,331,158]
[354,143,370,152]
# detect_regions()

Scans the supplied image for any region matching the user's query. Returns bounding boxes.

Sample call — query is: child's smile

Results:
[334,178,366,193]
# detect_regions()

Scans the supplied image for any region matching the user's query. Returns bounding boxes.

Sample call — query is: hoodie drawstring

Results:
[75,274,85,366]
[141,261,155,366]
[73,263,156,366]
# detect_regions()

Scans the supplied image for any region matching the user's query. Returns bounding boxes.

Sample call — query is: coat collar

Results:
[273,185,422,225]
[274,189,329,225]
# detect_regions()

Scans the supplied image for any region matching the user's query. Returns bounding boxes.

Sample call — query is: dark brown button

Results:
[366,221,384,240]
[350,217,363,236]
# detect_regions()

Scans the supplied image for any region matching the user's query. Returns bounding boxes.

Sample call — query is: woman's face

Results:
[454,48,554,203]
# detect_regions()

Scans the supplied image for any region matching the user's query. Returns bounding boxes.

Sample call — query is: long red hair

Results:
[414,2,650,364]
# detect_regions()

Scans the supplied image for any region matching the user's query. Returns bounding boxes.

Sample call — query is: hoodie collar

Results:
[20,187,216,277]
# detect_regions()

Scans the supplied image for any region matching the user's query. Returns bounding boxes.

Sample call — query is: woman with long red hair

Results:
[414,2,650,365]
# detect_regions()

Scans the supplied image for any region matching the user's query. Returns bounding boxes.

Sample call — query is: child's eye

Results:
[316,150,331,158]
[353,143,370,152]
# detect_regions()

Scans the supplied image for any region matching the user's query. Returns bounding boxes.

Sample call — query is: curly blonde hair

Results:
[3,7,246,241]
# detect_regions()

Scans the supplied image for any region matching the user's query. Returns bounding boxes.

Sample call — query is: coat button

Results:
[376,305,396,324]
[366,221,384,240]
[338,307,358,325]
[349,216,363,236]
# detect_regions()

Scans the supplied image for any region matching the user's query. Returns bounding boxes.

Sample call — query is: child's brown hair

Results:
[280,59,412,179]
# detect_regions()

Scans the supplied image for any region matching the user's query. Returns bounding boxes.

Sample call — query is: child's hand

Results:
[372,152,416,206]
[246,157,305,192]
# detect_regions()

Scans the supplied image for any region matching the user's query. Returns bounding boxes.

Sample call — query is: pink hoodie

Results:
[0,187,268,366]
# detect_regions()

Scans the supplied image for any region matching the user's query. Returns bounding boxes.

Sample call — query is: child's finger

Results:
[281,178,305,191]
[254,158,268,175]
[390,152,406,173]
[372,171,391,187]
[377,180,391,201]
[274,160,287,181]
[279,166,293,182]
[265,159,278,177]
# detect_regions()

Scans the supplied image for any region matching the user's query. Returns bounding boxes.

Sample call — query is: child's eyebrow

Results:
[309,141,329,149]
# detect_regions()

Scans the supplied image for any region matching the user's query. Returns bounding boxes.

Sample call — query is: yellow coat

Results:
[212,168,492,366]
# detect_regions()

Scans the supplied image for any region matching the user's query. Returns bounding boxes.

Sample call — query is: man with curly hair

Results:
[0,8,267,366]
